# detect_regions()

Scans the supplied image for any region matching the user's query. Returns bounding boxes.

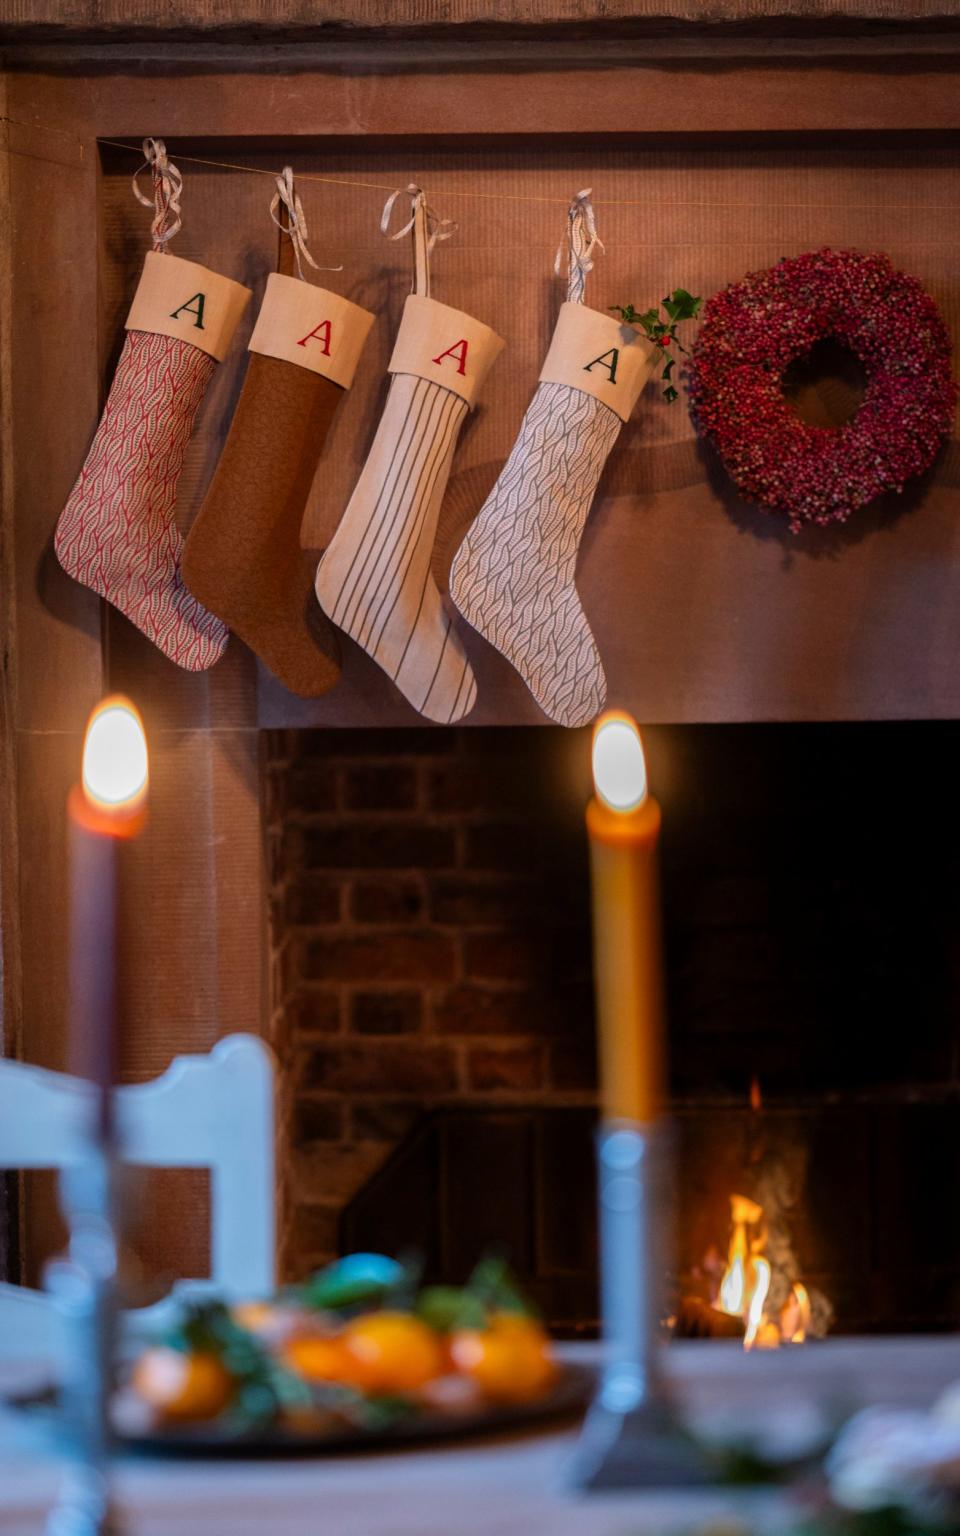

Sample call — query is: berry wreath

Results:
[687,248,957,533]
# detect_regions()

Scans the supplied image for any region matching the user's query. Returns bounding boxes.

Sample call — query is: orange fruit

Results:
[132,1347,234,1421]
[281,1333,364,1388]
[449,1314,556,1403]
[340,1311,444,1395]
[231,1301,280,1334]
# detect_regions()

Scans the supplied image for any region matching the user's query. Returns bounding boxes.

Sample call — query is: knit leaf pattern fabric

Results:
[315,372,477,724]
[55,330,229,671]
[450,379,621,728]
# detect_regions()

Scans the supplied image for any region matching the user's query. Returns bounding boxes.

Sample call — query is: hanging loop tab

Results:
[555,187,604,304]
[381,183,456,300]
[270,166,342,281]
[132,138,183,253]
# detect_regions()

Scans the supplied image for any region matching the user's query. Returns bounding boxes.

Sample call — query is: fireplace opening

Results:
[266,721,960,1339]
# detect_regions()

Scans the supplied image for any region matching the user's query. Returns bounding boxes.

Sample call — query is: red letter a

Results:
[297,319,332,356]
[431,337,469,376]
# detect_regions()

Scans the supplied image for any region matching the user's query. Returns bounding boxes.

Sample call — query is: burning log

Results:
[672,1296,745,1341]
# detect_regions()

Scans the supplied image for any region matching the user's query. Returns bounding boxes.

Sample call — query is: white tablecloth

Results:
[2,1340,957,1536]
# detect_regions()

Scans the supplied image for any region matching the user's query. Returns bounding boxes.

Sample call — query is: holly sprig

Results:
[610,287,703,403]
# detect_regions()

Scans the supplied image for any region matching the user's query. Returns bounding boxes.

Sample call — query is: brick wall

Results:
[266,721,960,1332]
[265,726,598,1278]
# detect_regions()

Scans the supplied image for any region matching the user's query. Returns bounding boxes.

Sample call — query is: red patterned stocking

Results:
[56,330,228,669]
[54,140,250,670]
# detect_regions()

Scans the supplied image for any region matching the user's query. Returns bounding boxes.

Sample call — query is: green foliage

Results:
[417,1255,536,1333]
[416,1285,487,1333]
[610,287,703,403]
[789,1511,951,1536]
[468,1254,538,1317]
[161,1301,313,1431]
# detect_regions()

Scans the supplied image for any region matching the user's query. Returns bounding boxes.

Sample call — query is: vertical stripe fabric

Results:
[315,372,476,723]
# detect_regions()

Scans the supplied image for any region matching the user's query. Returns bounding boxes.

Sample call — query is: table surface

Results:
[2,1339,958,1536]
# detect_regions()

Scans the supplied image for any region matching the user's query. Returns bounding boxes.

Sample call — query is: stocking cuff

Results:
[248,273,375,389]
[539,301,656,422]
[388,294,504,409]
[125,250,251,362]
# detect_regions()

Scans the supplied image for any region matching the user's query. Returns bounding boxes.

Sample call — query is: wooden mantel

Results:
[2,3,960,1280]
[2,1,959,29]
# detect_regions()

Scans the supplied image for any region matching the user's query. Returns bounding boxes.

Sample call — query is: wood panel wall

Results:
[3,29,960,1282]
[97,135,960,729]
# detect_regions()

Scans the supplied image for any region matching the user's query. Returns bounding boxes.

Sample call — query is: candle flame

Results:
[81,696,149,811]
[592,711,648,812]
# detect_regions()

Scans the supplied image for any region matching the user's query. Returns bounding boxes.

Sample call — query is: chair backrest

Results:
[0,1034,276,1358]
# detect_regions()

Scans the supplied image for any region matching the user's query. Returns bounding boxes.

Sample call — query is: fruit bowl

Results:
[118,1254,592,1457]
[113,1362,593,1457]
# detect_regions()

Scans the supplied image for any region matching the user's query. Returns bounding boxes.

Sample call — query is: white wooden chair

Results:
[0,1033,276,1362]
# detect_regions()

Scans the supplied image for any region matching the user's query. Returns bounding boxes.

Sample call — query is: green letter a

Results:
[170,292,206,330]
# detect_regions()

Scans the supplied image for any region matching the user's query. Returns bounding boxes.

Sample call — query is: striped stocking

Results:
[315,187,503,723]
[450,191,655,728]
[54,142,250,670]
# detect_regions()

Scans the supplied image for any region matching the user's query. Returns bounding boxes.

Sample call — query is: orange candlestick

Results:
[67,696,148,1121]
[587,711,665,1123]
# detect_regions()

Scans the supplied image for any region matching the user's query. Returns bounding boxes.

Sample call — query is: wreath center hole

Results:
[781,337,867,429]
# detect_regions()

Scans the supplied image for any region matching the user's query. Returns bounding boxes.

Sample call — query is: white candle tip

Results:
[592,714,648,812]
[81,697,149,808]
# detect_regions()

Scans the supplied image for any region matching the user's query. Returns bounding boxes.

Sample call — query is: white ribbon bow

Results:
[555,187,604,304]
[270,166,342,281]
[132,138,183,253]
[380,183,457,253]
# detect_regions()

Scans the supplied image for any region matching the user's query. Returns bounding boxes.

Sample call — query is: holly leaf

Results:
[662,357,675,380]
[663,385,679,404]
[662,288,703,322]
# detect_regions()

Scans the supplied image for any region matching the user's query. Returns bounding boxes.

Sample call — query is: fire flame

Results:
[715,1192,811,1350]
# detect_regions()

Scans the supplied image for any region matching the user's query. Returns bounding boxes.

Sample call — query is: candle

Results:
[572,716,711,1490]
[67,696,148,1121]
[46,696,149,1536]
[586,711,664,1123]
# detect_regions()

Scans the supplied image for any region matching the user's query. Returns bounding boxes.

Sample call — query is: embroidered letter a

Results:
[170,292,206,330]
[298,319,333,356]
[431,338,469,376]
[583,347,619,384]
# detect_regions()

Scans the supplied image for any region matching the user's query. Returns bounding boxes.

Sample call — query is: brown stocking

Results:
[182,181,374,697]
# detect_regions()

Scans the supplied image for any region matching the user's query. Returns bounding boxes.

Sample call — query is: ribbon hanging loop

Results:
[555,187,604,305]
[381,183,457,299]
[269,166,342,281]
[132,138,183,253]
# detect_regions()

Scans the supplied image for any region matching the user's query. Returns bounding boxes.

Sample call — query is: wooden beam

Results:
[2,0,960,48]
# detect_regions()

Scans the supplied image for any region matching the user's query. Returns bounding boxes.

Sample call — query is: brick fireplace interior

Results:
[265,720,960,1338]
